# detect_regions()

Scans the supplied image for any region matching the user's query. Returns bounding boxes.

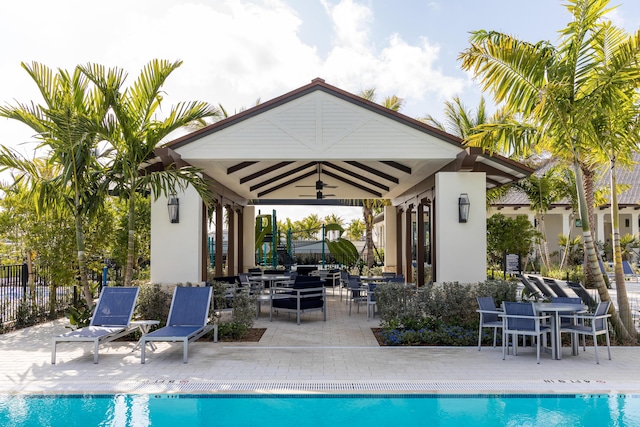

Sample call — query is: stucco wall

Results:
[435,172,487,283]
[150,185,203,284]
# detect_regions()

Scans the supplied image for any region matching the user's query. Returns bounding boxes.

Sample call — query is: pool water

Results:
[1,393,639,426]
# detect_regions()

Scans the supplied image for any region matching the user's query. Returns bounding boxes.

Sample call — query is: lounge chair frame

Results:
[51,286,140,364]
[140,286,213,364]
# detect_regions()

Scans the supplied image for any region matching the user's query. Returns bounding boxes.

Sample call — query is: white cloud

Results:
[321,0,373,50]
[0,0,468,151]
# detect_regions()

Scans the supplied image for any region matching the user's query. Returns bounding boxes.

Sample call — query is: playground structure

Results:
[207,209,363,270]
[255,210,295,269]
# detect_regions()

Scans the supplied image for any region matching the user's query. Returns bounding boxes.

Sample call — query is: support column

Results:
[416,202,425,287]
[242,206,256,272]
[214,200,223,277]
[201,202,208,281]
[396,208,403,276]
[434,172,486,283]
[237,207,244,274]
[226,205,235,276]
[562,211,571,238]
[404,205,413,283]
[596,211,605,245]
[383,205,398,273]
[150,185,203,284]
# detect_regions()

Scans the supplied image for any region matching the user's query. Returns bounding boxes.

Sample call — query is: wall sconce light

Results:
[458,193,470,223]
[167,193,179,224]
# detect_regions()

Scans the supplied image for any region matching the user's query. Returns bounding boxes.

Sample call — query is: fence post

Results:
[21,262,28,301]
[102,266,108,291]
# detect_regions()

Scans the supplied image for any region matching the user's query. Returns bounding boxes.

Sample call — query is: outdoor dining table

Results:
[359,276,388,284]
[533,302,587,360]
[249,274,292,289]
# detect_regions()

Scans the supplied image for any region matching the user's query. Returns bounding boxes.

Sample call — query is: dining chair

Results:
[560,301,611,364]
[366,282,377,321]
[476,297,503,351]
[347,277,366,316]
[501,302,551,364]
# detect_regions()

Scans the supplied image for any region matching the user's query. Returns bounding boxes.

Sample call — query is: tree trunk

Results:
[575,161,632,342]
[539,214,552,272]
[124,192,136,286]
[582,165,598,287]
[609,156,636,338]
[75,212,93,305]
[559,213,574,270]
[363,203,374,268]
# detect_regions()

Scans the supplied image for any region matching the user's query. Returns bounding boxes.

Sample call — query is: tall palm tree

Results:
[82,60,220,286]
[0,62,110,304]
[459,0,640,341]
[358,88,398,267]
[421,96,488,137]
[590,62,640,333]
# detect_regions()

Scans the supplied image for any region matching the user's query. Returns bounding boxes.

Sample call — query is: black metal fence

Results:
[0,263,118,332]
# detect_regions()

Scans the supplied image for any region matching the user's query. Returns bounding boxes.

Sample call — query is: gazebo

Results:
[149,78,532,285]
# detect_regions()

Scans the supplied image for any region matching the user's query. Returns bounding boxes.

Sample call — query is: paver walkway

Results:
[1,287,639,394]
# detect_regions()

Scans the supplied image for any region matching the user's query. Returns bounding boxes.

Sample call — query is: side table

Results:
[130,320,160,352]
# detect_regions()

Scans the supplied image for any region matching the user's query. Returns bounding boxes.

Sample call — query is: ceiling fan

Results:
[296,163,337,191]
[299,190,336,200]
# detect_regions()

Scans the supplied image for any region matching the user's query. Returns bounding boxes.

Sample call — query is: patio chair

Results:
[501,302,551,364]
[52,286,140,364]
[476,297,503,351]
[560,301,612,364]
[270,275,326,325]
[366,282,377,321]
[339,270,350,301]
[347,276,367,315]
[140,286,213,364]
[622,261,639,282]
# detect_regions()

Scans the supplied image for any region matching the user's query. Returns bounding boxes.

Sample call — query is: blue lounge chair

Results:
[51,286,140,364]
[140,286,213,364]
[622,261,639,282]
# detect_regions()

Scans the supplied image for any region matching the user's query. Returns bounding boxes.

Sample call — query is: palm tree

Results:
[512,172,561,272]
[82,60,220,286]
[0,62,110,304]
[296,214,322,240]
[345,218,365,241]
[421,96,488,137]
[590,63,640,333]
[358,88,398,267]
[459,0,640,341]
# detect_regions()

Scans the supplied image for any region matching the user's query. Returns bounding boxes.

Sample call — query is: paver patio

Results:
[1,288,639,395]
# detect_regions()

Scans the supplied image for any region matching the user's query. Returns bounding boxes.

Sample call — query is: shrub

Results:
[134,284,171,327]
[376,279,517,346]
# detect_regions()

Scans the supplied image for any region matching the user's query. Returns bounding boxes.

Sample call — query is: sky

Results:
[1,0,639,225]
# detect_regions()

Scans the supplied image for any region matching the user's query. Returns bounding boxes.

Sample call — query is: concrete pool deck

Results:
[1,287,639,395]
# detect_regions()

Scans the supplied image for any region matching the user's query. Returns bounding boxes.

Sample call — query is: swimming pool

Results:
[1,393,639,426]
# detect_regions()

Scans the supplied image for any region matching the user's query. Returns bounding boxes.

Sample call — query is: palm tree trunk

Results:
[363,204,374,268]
[75,213,93,305]
[609,156,636,337]
[559,214,574,270]
[575,161,632,342]
[582,166,599,287]
[124,192,136,286]
[539,214,551,272]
